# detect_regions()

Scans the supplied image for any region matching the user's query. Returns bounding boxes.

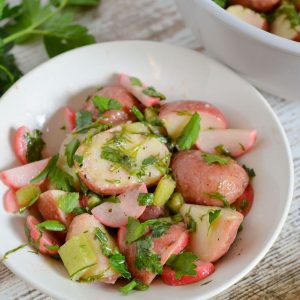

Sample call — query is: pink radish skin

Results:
[196,129,257,157]
[14,126,30,164]
[25,215,61,256]
[64,107,76,132]
[119,74,161,107]
[139,205,166,222]
[3,189,20,213]
[92,184,147,228]
[118,223,189,285]
[0,158,50,189]
[230,0,280,12]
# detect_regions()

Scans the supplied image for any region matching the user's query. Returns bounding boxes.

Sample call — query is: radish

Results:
[3,189,20,213]
[229,0,280,12]
[64,107,76,132]
[14,126,30,164]
[92,184,147,227]
[0,158,50,189]
[159,100,227,139]
[119,74,162,107]
[196,129,257,157]
[25,215,61,256]
[162,260,215,286]
[227,5,269,30]
[232,184,254,216]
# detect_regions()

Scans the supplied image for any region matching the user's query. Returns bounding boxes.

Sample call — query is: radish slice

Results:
[64,107,76,132]
[92,184,147,228]
[14,126,30,164]
[3,189,20,213]
[25,215,61,256]
[119,74,161,107]
[0,158,50,189]
[196,129,257,157]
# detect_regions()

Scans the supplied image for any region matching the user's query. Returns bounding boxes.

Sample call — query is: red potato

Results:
[118,223,189,285]
[171,150,249,206]
[229,0,280,12]
[84,85,140,122]
[196,129,257,157]
[162,260,215,286]
[14,126,30,164]
[38,190,76,227]
[0,158,50,189]
[227,5,269,30]
[232,184,254,216]
[180,204,243,262]
[159,101,227,139]
[3,189,20,213]
[271,13,300,42]
[25,215,61,256]
[139,205,166,222]
[119,74,161,107]
[92,184,147,228]
[64,107,76,132]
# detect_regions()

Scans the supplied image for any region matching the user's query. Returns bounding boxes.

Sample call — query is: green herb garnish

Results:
[109,252,131,280]
[130,106,145,122]
[35,220,66,232]
[204,192,230,207]
[208,209,221,227]
[212,0,228,8]
[240,199,249,209]
[214,144,231,157]
[137,193,154,206]
[65,138,80,167]
[58,192,79,213]
[185,212,197,232]
[243,164,256,179]
[75,111,93,130]
[92,95,122,113]
[24,129,45,163]
[202,152,231,165]
[1,244,28,262]
[143,86,166,100]
[130,76,143,87]
[119,279,148,295]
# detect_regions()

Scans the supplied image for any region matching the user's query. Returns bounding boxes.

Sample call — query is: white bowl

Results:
[0,41,294,300]
[176,0,300,101]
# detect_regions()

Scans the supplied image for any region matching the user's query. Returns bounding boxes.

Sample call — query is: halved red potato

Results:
[162,260,215,286]
[229,0,280,12]
[92,184,147,227]
[227,5,269,30]
[3,189,20,213]
[139,205,166,222]
[25,215,61,256]
[38,190,77,227]
[84,85,140,122]
[159,101,227,140]
[196,129,257,157]
[76,124,170,195]
[232,184,254,216]
[171,150,249,206]
[271,13,300,41]
[65,213,120,283]
[180,204,243,262]
[0,158,50,190]
[119,223,189,285]
[64,107,76,132]
[14,126,30,164]
[119,74,161,107]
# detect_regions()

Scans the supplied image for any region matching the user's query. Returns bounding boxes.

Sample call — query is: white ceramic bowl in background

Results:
[0,41,294,300]
[176,0,300,101]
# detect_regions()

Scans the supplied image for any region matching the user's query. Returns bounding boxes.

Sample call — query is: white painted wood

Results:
[1,0,299,299]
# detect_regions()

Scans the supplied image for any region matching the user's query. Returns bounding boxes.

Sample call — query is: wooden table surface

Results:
[1,1,299,299]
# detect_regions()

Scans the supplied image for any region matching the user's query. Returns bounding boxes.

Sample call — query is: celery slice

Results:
[153,175,176,207]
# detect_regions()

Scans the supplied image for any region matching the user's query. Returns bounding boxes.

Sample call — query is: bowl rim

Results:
[0,40,295,300]
[199,0,300,56]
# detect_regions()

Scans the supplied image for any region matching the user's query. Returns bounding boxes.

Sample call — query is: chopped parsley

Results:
[143,86,166,100]
[151,222,171,238]
[58,192,79,213]
[95,227,113,256]
[73,120,111,134]
[24,129,45,163]
[104,195,120,203]
[35,220,66,232]
[75,111,92,130]
[202,152,231,165]
[130,76,143,87]
[130,106,145,122]
[208,209,221,227]
[1,244,28,262]
[135,236,162,274]
[185,212,197,232]
[74,155,83,164]
[212,0,228,8]
[142,155,157,166]
[204,192,230,208]
[92,95,122,113]
[65,138,80,167]
[214,144,231,157]
[137,193,154,206]
[119,279,148,295]
[240,199,249,209]
[243,164,256,179]
[166,251,198,279]
[176,113,201,150]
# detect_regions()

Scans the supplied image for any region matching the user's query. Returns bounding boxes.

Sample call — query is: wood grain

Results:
[1,0,299,299]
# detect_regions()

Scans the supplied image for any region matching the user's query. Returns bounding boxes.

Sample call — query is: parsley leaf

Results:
[24,129,45,163]
[204,192,230,208]
[212,0,228,8]
[185,212,197,232]
[137,193,154,206]
[1,244,28,262]
[208,209,221,226]
[142,155,157,166]
[143,86,166,100]
[92,95,122,113]
[109,252,131,280]
[75,111,92,130]
[130,105,145,122]
[214,144,231,157]
[243,164,256,179]
[126,217,147,244]
[51,0,100,7]
[95,227,113,256]
[202,152,231,165]
[135,236,162,274]
[166,251,198,279]
[176,113,201,150]
[151,222,171,238]
[58,192,79,213]
[65,138,80,167]
[240,199,249,209]
[35,220,66,231]
[31,155,59,183]
[130,76,143,87]
[119,279,148,295]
